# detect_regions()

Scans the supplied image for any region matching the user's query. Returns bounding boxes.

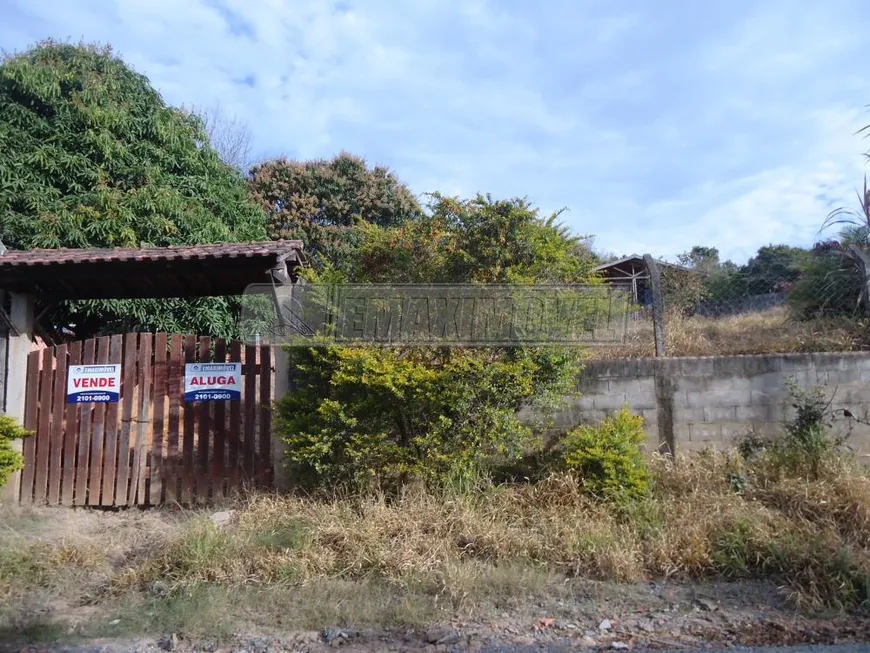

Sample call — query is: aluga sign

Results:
[67,364,121,403]
[184,363,242,402]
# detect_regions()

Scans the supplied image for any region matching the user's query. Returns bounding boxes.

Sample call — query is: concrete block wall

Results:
[540,352,870,459]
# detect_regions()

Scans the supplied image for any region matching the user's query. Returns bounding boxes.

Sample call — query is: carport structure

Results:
[0,240,303,505]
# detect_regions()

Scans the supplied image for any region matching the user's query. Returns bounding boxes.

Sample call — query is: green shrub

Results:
[276,345,581,493]
[0,413,31,489]
[770,379,846,479]
[737,379,852,482]
[561,406,650,503]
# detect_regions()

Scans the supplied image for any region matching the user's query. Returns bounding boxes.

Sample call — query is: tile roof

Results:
[0,240,303,269]
[0,240,305,301]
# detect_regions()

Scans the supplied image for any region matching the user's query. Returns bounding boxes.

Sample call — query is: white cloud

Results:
[2,0,869,263]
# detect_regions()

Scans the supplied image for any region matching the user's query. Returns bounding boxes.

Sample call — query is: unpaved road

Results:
[6,579,870,652]
[478,644,870,653]
[12,642,870,652]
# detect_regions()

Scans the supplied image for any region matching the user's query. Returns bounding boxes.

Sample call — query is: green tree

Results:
[659,246,725,311]
[0,40,267,338]
[741,245,811,294]
[675,246,749,302]
[276,193,595,492]
[681,246,720,274]
[704,260,747,301]
[249,152,422,274]
[356,193,599,283]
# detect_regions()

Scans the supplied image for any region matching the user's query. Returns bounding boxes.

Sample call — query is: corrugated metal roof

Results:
[593,255,688,272]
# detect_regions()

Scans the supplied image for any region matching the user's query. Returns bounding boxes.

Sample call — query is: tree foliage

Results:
[249,152,422,273]
[741,245,811,294]
[277,346,577,492]
[788,241,865,317]
[0,40,267,338]
[276,194,595,492]
[795,175,870,317]
[669,243,817,310]
[357,193,599,283]
[0,413,32,490]
[681,246,720,274]
[661,261,708,312]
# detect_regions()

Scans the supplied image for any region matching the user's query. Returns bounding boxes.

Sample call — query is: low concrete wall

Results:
[542,353,870,459]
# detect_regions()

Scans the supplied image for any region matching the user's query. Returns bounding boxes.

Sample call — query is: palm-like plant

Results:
[821,175,870,248]
[814,121,870,315]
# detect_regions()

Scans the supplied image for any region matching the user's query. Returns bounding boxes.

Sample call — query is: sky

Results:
[2,0,869,264]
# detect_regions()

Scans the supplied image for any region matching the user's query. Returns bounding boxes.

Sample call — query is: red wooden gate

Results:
[19,333,274,506]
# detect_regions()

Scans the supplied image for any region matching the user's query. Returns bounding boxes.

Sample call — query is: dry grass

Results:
[595,307,869,358]
[106,452,870,611]
[4,450,870,641]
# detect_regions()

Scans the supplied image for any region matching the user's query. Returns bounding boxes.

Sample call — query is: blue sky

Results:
[2,0,869,263]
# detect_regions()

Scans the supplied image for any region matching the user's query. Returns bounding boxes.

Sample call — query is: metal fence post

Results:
[643,254,666,357]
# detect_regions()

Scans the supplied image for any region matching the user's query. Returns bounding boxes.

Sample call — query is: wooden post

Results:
[272,345,291,492]
[643,254,666,357]
[1,293,34,504]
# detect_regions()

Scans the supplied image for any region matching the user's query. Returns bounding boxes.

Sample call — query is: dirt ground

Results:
[6,578,870,652]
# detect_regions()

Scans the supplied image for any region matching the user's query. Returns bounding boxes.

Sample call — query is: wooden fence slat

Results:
[182,334,197,504]
[87,337,111,506]
[114,334,138,506]
[47,344,68,504]
[259,345,272,486]
[212,338,227,500]
[166,335,184,504]
[33,347,55,504]
[74,339,96,506]
[196,337,212,503]
[243,344,257,480]
[100,335,124,507]
[133,333,153,504]
[17,332,279,505]
[20,351,42,504]
[228,341,242,490]
[60,342,82,505]
[150,333,169,505]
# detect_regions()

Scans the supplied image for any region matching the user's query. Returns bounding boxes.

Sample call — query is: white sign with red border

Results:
[67,364,121,403]
[184,362,242,402]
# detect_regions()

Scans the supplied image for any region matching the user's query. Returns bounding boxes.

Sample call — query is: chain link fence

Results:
[592,248,870,358]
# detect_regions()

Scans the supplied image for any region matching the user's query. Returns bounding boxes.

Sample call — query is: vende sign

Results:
[67,364,121,403]
[184,363,242,402]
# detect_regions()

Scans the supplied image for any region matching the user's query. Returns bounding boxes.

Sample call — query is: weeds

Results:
[4,445,870,641]
[737,379,853,482]
[597,306,869,358]
[96,454,870,612]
